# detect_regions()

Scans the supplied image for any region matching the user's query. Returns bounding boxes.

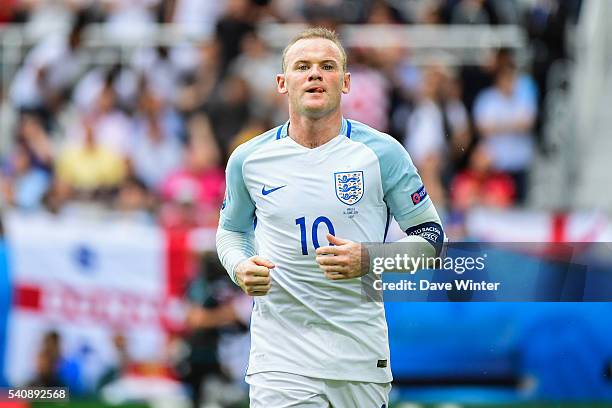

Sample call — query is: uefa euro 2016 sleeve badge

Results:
[334,171,364,205]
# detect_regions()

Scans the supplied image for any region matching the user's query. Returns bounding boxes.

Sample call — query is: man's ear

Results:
[277,74,288,94]
[342,72,351,94]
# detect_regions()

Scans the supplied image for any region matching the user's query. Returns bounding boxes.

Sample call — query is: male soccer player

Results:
[216,27,444,407]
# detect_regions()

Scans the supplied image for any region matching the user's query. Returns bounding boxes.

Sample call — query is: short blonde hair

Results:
[281,27,347,73]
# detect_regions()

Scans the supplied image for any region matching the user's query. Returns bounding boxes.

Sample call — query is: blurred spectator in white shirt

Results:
[19,0,78,38]
[102,0,160,41]
[474,62,537,202]
[170,0,223,39]
[128,81,183,191]
[68,72,133,157]
[0,141,51,210]
[88,94,132,157]
[10,16,87,115]
[403,66,447,208]
[131,46,182,104]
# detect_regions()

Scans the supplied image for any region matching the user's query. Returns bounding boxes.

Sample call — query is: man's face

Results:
[277,38,350,119]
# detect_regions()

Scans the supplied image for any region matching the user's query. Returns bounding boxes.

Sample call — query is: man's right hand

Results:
[234,256,275,296]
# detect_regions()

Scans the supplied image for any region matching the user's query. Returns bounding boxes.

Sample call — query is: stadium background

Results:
[1,0,612,406]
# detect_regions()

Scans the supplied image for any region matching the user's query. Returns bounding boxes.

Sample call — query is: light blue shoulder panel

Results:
[219,127,279,232]
[348,120,432,229]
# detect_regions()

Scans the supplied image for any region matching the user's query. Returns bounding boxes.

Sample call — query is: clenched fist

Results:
[315,233,368,280]
[235,256,275,296]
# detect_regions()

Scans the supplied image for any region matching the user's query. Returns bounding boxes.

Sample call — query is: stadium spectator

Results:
[9,15,87,119]
[204,74,252,157]
[159,117,225,227]
[215,0,256,73]
[179,256,249,408]
[169,0,223,39]
[489,0,521,24]
[18,0,76,38]
[341,48,391,132]
[403,66,447,208]
[128,81,183,191]
[113,177,156,224]
[230,31,279,120]
[175,40,223,115]
[28,330,83,394]
[102,0,161,41]
[379,46,422,141]
[68,75,133,158]
[300,0,343,27]
[42,178,72,214]
[131,46,183,104]
[17,113,55,173]
[417,0,445,24]
[439,71,472,183]
[526,0,578,146]
[526,0,573,85]
[28,351,64,388]
[473,61,537,202]
[366,0,408,24]
[0,141,51,210]
[450,0,494,25]
[450,142,516,212]
[96,334,132,392]
[56,117,127,199]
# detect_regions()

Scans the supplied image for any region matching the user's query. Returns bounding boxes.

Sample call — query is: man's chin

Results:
[299,102,334,117]
[300,107,333,119]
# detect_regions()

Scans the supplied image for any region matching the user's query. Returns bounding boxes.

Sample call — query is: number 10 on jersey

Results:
[295,216,335,255]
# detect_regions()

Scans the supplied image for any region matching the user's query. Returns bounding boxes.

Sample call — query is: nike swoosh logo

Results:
[262,185,287,195]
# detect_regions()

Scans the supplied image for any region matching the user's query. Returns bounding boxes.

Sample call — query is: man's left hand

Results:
[315,233,368,280]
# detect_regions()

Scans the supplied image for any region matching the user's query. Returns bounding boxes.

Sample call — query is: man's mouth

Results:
[306,87,325,93]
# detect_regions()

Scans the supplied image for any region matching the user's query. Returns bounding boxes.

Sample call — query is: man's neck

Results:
[287,111,343,149]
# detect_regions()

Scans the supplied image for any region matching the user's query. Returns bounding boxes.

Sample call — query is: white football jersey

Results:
[219,118,436,383]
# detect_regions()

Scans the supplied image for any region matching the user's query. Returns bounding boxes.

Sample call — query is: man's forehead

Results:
[286,38,342,64]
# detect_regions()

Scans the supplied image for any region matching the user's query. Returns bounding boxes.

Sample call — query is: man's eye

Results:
[297,65,309,70]
[323,65,334,70]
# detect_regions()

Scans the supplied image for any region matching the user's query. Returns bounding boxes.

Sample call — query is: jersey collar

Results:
[276,117,352,140]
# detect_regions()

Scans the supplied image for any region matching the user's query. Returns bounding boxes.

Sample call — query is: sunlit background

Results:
[1,0,611,407]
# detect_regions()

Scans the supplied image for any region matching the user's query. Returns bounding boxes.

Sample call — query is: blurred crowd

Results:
[0,0,582,233]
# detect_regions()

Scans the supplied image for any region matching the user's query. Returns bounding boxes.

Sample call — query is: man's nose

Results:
[308,65,323,81]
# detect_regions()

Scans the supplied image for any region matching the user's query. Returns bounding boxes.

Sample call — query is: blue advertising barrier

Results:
[383,242,612,401]
[0,240,10,387]
[386,302,612,401]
